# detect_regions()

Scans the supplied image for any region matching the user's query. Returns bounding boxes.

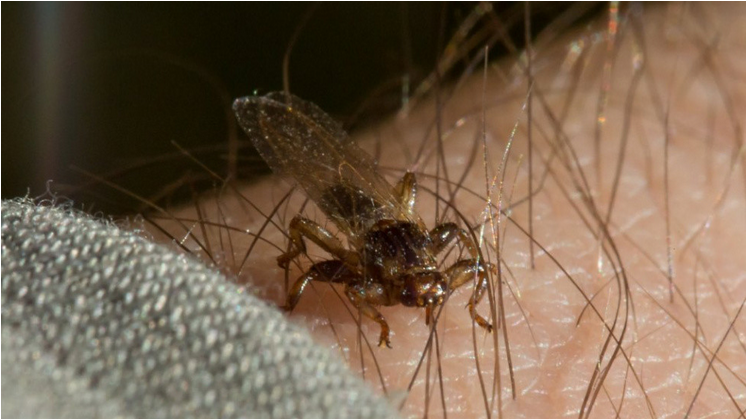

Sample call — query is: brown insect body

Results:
[233,92,492,348]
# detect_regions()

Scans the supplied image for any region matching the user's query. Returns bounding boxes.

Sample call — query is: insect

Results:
[233,91,493,348]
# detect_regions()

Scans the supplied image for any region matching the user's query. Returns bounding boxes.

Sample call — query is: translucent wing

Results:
[233,92,421,239]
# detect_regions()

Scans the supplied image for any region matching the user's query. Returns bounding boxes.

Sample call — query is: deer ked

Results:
[233,92,494,348]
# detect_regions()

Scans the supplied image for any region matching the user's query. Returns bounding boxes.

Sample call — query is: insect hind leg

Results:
[277,216,360,269]
[284,260,358,312]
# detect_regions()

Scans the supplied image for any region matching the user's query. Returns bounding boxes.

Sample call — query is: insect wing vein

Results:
[233,92,419,237]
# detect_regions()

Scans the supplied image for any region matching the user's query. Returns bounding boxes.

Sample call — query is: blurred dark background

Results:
[3,3,600,214]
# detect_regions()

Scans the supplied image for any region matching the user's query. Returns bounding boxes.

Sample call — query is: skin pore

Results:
[155,4,745,418]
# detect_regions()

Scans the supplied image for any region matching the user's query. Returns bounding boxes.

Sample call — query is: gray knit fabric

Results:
[1,198,399,419]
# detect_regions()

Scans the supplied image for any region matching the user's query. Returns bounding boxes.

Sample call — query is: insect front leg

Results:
[277,216,360,269]
[345,282,395,348]
[444,259,494,333]
[284,260,358,312]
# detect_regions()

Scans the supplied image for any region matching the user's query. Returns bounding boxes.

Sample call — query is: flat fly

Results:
[233,91,493,348]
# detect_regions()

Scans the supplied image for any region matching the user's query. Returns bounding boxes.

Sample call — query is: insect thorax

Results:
[362,221,437,279]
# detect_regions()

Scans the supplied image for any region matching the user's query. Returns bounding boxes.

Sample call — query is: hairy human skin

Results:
[159,4,745,418]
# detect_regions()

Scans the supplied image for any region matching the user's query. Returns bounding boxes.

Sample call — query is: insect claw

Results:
[378,332,392,349]
[378,339,393,349]
[468,304,493,332]
[477,317,493,333]
[277,255,291,269]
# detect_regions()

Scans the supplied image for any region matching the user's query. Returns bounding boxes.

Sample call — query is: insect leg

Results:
[277,216,360,269]
[284,260,358,312]
[444,259,494,333]
[394,171,417,216]
[345,282,394,348]
[429,222,478,258]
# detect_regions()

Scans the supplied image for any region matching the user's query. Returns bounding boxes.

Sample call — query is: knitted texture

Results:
[1,198,399,419]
